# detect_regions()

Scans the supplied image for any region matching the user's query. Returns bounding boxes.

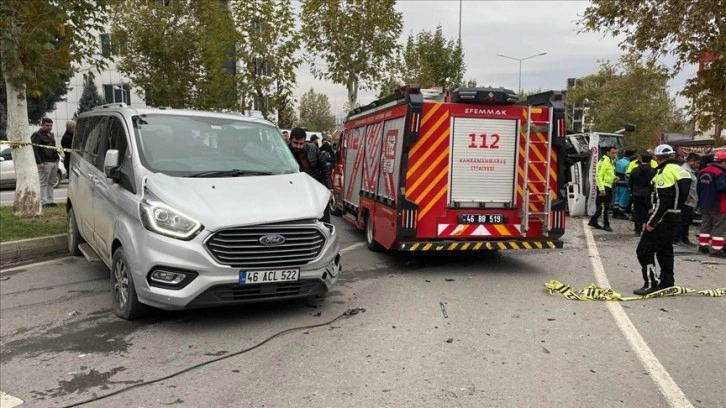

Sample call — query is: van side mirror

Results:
[104,149,120,180]
[0,157,4,162]
[623,123,636,132]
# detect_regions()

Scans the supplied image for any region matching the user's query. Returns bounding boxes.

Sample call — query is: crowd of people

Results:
[587,143,726,295]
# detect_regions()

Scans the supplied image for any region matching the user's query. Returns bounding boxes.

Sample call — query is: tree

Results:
[276,80,298,129]
[111,0,238,109]
[298,89,335,132]
[300,0,403,108]
[1,62,72,139]
[401,26,465,90]
[75,72,105,118]
[1,0,109,217]
[579,0,725,138]
[566,55,678,150]
[230,0,301,120]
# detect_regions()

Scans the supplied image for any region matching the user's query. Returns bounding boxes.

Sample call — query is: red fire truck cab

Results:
[331,85,567,252]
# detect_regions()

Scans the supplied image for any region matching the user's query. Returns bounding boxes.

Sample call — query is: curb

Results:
[0,234,68,266]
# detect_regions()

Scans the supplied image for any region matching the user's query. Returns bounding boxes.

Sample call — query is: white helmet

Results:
[653,144,675,156]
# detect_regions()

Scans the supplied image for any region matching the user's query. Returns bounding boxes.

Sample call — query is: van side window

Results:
[83,117,108,163]
[72,118,90,152]
[96,116,129,169]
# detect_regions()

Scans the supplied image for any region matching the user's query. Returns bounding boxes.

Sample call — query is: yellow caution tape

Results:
[3,140,84,154]
[545,280,726,301]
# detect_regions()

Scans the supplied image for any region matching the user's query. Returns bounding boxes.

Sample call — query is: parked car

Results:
[68,105,340,319]
[0,144,66,189]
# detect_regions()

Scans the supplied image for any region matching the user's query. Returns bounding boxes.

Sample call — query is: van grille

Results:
[205,224,326,268]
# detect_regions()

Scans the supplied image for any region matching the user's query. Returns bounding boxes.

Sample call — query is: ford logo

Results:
[259,234,286,246]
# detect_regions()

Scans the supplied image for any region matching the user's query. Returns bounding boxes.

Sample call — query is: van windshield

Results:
[132,114,300,176]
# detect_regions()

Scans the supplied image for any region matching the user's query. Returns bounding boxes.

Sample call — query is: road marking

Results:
[583,220,693,408]
[340,242,365,254]
[0,256,74,273]
[0,391,24,408]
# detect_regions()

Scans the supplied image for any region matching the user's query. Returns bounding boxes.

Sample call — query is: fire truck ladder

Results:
[521,106,554,236]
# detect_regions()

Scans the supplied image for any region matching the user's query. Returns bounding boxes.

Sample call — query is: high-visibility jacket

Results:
[648,160,692,226]
[596,156,616,191]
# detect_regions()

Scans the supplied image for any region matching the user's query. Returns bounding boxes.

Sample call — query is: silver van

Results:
[68,104,340,319]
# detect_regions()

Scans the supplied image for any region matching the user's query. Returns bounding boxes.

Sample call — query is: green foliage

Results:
[566,55,678,150]
[75,72,105,118]
[0,64,71,137]
[402,26,465,90]
[579,0,725,134]
[110,0,238,109]
[376,26,466,98]
[298,89,335,132]
[0,0,109,95]
[230,0,301,120]
[300,0,403,108]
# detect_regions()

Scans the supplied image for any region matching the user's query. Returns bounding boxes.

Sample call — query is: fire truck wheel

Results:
[365,213,383,252]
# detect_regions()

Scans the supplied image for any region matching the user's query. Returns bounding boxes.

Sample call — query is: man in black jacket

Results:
[31,118,59,207]
[628,152,656,236]
[289,127,331,189]
[60,120,75,173]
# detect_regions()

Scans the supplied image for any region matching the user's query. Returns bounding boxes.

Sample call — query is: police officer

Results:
[634,144,692,295]
[588,146,618,231]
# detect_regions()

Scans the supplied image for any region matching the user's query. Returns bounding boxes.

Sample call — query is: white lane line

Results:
[0,391,24,407]
[583,220,693,408]
[340,242,365,254]
[0,256,74,273]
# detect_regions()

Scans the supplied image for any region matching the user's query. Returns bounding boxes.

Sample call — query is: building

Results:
[45,29,148,132]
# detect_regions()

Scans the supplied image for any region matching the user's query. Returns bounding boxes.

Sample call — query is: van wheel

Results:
[111,247,148,320]
[365,213,383,252]
[67,207,84,256]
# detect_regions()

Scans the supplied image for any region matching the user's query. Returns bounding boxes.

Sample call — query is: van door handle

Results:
[72,167,80,175]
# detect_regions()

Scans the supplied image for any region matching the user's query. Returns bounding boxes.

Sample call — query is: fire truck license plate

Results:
[458,214,508,224]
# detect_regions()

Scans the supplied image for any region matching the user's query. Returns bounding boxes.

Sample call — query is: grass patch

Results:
[0,204,67,242]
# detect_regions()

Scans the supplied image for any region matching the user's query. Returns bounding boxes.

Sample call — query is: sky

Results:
[292,0,697,120]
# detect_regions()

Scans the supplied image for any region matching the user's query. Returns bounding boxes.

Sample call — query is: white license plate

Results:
[240,269,299,284]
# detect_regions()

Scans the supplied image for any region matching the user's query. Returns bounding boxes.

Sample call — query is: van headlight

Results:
[140,194,203,240]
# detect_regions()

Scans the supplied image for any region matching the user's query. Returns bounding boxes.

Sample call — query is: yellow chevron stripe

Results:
[423,243,432,251]
[548,242,555,248]
[408,106,447,159]
[418,185,448,220]
[407,134,450,197]
[407,127,450,180]
[535,242,543,249]
[448,242,458,250]
[473,242,484,250]
[411,157,448,204]
[494,224,510,236]
[498,242,507,250]
[461,243,470,250]
[522,242,533,249]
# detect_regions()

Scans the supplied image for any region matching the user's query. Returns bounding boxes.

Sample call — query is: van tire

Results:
[365,213,383,252]
[111,247,148,320]
[67,207,84,256]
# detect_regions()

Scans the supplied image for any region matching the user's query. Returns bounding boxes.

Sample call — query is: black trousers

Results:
[673,205,694,242]
[632,196,650,231]
[589,187,612,226]
[636,216,678,288]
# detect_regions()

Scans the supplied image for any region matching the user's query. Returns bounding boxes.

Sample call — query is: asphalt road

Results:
[0,217,724,408]
[0,183,67,206]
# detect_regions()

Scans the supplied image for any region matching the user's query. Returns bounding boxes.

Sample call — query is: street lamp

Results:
[495,52,547,95]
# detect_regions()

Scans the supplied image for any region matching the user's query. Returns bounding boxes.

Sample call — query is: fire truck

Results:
[330,85,568,252]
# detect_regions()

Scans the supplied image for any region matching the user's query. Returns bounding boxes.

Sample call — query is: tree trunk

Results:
[346,74,358,110]
[4,76,42,218]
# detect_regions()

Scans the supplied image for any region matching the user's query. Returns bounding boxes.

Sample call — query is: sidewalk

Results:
[0,234,67,266]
